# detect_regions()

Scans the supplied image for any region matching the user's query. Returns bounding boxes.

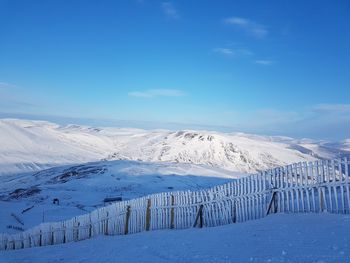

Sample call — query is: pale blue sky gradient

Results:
[0,0,349,140]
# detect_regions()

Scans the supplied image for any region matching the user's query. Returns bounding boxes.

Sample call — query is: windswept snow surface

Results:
[0,160,238,233]
[1,213,350,263]
[1,118,349,176]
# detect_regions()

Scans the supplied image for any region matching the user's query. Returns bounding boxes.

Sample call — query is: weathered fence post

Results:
[89,214,92,238]
[193,205,204,228]
[105,211,109,235]
[50,225,54,245]
[319,187,325,212]
[170,195,175,229]
[145,199,151,231]
[73,221,79,241]
[124,205,131,235]
[232,201,237,223]
[63,225,66,244]
[39,229,42,247]
[266,190,278,216]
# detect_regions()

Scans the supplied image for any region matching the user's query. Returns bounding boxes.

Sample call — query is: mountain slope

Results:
[0,160,237,232]
[0,118,349,175]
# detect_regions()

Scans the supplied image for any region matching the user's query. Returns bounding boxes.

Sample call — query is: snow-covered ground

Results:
[1,213,349,263]
[1,118,349,261]
[0,160,239,233]
[1,118,349,176]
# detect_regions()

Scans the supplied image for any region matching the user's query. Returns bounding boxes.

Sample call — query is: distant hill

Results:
[0,118,349,176]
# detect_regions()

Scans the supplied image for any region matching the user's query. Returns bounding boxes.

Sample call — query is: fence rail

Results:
[1,158,349,251]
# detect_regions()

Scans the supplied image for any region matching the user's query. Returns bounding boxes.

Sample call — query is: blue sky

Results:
[0,0,349,140]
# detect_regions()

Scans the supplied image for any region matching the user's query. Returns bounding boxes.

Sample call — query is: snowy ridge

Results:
[1,118,349,175]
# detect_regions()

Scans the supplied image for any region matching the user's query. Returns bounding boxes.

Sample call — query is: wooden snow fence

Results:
[1,158,349,251]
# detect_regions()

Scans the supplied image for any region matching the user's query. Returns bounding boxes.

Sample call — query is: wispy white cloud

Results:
[213,48,234,57]
[128,89,185,98]
[0,82,39,109]
[213,47,253,58]
[233,104,350,140]
[244,109,302,127]
[0,82,17,89]
[313,103,350,113]
[255,59,275,66]
[223,17,268,38]
[162,2,179,19]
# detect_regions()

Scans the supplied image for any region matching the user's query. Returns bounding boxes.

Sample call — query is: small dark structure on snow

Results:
[103,196,122,204]
[53,198,60,205]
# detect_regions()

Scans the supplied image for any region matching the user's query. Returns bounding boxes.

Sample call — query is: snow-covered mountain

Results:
[0,118,349,245]
[1,118,349,176]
